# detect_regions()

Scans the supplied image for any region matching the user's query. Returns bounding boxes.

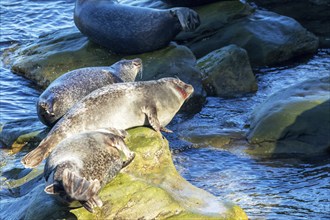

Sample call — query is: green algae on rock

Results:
[247,76,330,156]
[71,127,247,219]
[6,127,247,220]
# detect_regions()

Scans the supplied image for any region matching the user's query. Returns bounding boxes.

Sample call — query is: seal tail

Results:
[62,169,102,213]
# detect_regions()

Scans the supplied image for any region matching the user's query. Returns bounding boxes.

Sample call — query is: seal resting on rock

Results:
[22,78,194,168]
[74,0,200,54]
[37,58,142,127]
[44,128,134,212]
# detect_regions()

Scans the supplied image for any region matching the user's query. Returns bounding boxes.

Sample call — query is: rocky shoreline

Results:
[1,0,329,219]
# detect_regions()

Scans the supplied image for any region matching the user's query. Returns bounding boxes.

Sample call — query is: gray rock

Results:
[246,76,330,156]
[249,0,330,48]
[197,44,257,97]
[175,1,319,66]
[0,118,46,149]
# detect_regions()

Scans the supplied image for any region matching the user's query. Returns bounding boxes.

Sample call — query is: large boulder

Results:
[249,0,330,48]
[175,1,319,66]
[3,27,205,113]
[246,76,330,156]
[197,44,258,97]
[0,127,247,220]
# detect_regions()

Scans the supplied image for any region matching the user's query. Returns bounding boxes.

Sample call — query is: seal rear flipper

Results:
[80,195,103,213]
[62,169,101,202]
[21,145,49,168]
[44,183,61,195]
[141,106,173,133]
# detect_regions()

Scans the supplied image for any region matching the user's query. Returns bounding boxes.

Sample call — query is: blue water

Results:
[1,0,330,219]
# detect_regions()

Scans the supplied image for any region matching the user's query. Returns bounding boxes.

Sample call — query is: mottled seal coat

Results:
[44,128,134,212]
[74,0,200,54]
[37,58,142,126]
[22,78,194,168]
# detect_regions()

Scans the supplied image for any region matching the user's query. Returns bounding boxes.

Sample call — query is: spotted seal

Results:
[37,58,142,127]
[22,78,194,168]
[44,128,134,212]
[74,0,200,54]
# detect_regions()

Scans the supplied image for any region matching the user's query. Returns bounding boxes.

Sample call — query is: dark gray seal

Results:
[37,58,142,127]
[161,0,220,7]
[44,128,134,212]
[22,78,194,168]
[74,0,200,54]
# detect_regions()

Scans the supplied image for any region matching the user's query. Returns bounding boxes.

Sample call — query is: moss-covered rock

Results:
[3,27,205,113]
[2,127,247,220]
[197,44,257,97]
[246,76,330,156]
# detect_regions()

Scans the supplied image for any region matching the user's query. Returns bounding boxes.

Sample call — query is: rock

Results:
[249,0,330,48]
[1,127,247,220]
[3,27,205,113]
[175,1,319,66]
[197,44,257,97]
[246,76,330,156]
[0,118,47,151]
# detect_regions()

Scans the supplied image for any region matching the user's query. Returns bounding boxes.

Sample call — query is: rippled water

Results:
[1,0,330,219]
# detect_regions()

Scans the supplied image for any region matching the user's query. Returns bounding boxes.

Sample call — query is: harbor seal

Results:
[44,128,134,212]
[74,0,200,54]
[22,78,194,168]
[37,58,142,126]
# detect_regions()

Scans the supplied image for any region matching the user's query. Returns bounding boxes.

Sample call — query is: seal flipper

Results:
[141,106,173,133]
[114,140,135,168]
[170,8,200,32]
[80,196,103,213]
[44,183,60,195]
[62,169,102,213]
[21,146,49,168]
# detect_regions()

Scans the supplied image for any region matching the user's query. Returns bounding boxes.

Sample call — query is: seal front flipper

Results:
[141,106,173,133]
[170,8,200,31]
[62,169,101,203]
[98,128,135,167]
